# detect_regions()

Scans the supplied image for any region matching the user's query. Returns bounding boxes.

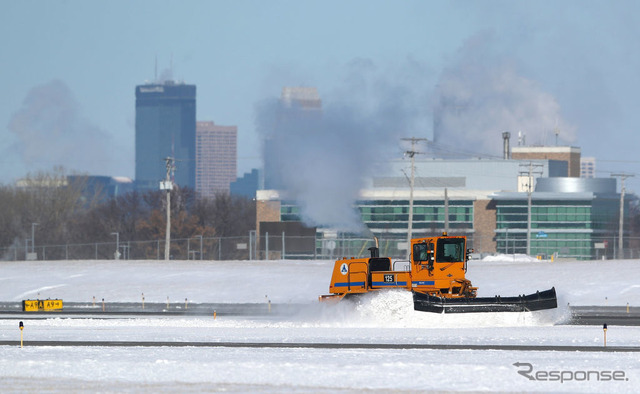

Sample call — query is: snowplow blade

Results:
[413,287,557,313]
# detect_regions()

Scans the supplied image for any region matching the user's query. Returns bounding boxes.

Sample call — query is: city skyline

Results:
[3,1,640,191]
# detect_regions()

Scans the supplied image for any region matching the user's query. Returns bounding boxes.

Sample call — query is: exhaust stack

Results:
[368,236,380,258]
[502,132,511,160]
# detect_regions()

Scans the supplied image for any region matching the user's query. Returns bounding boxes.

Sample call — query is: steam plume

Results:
[257,59,434,231]
[433,31,575,157]
[8,79,131,177]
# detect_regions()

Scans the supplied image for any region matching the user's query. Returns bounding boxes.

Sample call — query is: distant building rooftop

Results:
[281,87,321,109]
[512,146,581,154]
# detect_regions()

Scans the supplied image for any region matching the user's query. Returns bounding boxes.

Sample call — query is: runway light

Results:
[19,321,24,348]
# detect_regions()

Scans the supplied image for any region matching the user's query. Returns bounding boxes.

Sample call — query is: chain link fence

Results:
[1,235,379,261]
[3,233,640,261]
[2,236,252,262]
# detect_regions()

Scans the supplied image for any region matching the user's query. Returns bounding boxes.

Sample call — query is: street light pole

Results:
[161,157,175,261]
[519,162,543,256]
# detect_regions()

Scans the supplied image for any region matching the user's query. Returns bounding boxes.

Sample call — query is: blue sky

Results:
[2,1,640,191]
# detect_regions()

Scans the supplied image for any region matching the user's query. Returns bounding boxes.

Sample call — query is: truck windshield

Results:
[436,238,465,262]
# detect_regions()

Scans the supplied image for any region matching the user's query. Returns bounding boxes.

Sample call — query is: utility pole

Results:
[401,137,427,259]
[31,223,38,254]
[161,157,175,261]
[612,173,634,259]
[519,162,543,256]
[444,188,449,233]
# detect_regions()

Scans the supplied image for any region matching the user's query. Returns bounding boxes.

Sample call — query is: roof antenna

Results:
[154,55,158,82]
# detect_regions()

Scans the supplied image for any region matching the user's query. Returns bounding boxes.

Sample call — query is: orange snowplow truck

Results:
[320,233,557,313]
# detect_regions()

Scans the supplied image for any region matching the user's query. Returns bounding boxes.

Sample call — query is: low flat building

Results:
[256,158,634,260]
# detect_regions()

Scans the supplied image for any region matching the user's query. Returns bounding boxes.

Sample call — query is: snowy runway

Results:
[2,340,638,393]
[1,257,640,392]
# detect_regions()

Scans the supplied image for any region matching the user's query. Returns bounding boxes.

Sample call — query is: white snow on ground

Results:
[1,255,638,306]
[1,255,640,392]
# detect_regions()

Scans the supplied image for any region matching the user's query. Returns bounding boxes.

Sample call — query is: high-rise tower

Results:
[135,80,196,191]
[196,121,237,197]
[263,87,322,190]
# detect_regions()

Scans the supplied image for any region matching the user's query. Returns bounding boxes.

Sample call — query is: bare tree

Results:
[193,193,256,237]
[0,168,90,258]
[0,170,257,260]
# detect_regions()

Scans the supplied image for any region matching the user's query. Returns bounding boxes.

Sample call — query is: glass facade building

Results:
[281,199,474,235]
[358,200,474,234]
[279,192,630,260]
[280,197,477,259]
[274,187,633,260]
[493,190,629,260]
[135,81,196,191]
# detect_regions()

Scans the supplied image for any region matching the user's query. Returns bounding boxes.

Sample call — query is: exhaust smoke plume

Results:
[257,36,576,231]
[8,80,130,177]
[433,32,575,157]
[257,59,434,232]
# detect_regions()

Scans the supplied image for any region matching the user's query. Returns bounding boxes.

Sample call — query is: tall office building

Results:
[263,87,322,190]
[196,121,237,198]
[231,168,261,199]
[135,80,196,191]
